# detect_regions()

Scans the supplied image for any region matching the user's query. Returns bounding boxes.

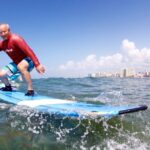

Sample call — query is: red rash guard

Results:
[0,33,40,67]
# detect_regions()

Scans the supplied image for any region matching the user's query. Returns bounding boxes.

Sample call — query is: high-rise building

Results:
[121,68,135,77]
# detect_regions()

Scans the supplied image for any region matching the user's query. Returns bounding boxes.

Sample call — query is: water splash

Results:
[4,104,149,149]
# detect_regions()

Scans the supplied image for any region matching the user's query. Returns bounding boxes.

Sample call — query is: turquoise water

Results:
[0,77,149,150]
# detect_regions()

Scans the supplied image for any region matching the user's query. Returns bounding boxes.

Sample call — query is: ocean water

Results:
[0,77,149,150]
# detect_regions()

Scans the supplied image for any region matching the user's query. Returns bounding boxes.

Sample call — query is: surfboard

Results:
[0,90,148,118]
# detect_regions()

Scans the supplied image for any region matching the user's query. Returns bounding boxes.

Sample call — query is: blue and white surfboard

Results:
[0,90,148,118]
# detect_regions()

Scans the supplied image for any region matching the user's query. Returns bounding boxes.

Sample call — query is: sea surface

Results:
[0,77,149,150]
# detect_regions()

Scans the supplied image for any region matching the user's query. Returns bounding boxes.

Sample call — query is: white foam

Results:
[17,99,74,107]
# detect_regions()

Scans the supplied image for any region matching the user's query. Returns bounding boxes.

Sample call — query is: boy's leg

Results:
[17,59,34,96]
[0,70,12,91]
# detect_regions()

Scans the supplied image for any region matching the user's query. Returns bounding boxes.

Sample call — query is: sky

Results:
[1,0,150,78]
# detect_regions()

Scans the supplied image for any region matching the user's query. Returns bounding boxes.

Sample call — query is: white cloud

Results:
[58,39,150,77]
[59,60,75,70]
[122,39,136,50]
[98,53,123,67]
[122,39,150,64]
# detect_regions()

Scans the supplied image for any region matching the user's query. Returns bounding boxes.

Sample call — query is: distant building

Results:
[143,71,150,77]
[120,68,135,78]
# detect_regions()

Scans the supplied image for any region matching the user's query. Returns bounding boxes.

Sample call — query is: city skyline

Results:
[1,0,150,78]
[88,67,150,78]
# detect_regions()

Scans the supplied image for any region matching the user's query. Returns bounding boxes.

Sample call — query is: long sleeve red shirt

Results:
[0,33,40,67]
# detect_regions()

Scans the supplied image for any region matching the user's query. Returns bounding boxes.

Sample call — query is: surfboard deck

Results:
[0,90,148,118]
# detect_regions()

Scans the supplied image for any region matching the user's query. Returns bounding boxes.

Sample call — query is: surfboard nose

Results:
[119,105,148,115]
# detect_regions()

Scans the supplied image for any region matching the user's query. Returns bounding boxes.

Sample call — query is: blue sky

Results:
[1,0,150,77]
